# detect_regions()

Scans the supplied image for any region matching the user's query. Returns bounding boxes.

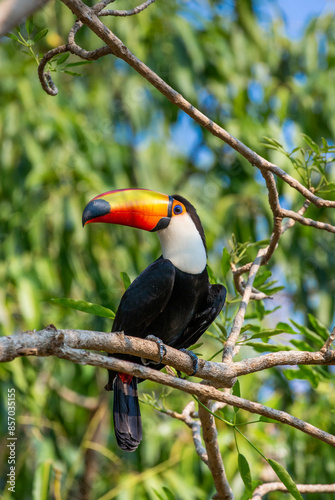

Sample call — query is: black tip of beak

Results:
[82,199,111,227]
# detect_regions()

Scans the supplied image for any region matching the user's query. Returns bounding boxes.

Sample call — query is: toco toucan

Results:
[82,188,226,452]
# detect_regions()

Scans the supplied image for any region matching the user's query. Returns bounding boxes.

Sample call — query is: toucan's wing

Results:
[175,284,226,349]
[112,259,176,337]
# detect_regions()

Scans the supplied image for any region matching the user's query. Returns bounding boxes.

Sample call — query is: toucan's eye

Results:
[173,204,183,215]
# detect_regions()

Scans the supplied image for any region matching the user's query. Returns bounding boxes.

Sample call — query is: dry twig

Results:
[252,482,335,499]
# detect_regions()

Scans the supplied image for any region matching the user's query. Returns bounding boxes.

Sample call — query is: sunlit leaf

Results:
[238,453,252,494]
[33,29,49,43]
[267,459,304,500]
[221,247,231,278]
[50,298,115,319]
[26,17,34,35]
[120,271,131,290]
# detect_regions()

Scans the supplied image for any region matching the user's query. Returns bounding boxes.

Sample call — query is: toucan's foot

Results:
[180,348,198,376]
[141,335,167,366]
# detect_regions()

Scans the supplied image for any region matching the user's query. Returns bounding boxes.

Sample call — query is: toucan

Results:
[82,188,226,452]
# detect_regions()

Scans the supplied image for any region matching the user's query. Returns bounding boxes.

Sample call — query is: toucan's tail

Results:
[112,373,142,452]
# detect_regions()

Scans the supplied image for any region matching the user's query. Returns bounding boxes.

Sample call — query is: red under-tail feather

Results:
[113,373,142,452]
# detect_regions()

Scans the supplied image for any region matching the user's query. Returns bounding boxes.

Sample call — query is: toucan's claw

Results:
[141,335,167,366]
[180,348,198,376]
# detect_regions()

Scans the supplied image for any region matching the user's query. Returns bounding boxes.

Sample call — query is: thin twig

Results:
[320,326,335,353]
[38,45,68,95]
[198,397,234,500]
[252,482,335,499]
[223,248,267,363]
[48,376,100,410]
[281,208,335,233]
[164,401,208,464]
[100,0,156,17]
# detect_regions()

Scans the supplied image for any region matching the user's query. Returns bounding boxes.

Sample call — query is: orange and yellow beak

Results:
[82,188,174,232]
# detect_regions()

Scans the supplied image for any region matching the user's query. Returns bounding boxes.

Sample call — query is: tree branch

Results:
[223,248,267,363]
[2,330,334,447]
[1,327,335,381]
[252,482,335,499]
[198,397,234,500]
[0,327,234,386]
[100,0,156,17]
[163,401,209,465]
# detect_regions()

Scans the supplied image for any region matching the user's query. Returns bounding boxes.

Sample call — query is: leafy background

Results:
[0,0,335,498]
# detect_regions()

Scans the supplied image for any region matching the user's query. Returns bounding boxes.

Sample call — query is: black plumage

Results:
[106,258,226,451]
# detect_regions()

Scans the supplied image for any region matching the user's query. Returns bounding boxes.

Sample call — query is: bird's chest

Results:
[151,269,207,345]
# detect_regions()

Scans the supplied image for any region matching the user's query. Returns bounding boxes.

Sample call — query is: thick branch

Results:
[1,328,335,380]
[232,348,335,376]
[0,327,234,386]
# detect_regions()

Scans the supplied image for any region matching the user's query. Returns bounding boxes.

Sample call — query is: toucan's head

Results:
[82,188,207,274]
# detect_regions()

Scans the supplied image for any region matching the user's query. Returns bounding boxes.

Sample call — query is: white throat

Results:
[157,212,207,275]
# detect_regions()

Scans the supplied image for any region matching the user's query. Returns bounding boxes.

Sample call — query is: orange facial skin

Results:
[82,188,186,232]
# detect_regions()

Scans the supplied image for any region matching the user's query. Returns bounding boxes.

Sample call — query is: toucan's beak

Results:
[82,188,173,232]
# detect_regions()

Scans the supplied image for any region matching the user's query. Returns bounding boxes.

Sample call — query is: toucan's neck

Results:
[157,213,207,275]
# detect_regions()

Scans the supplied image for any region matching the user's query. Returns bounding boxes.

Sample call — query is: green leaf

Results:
[32,460,52,500]
[221,247,231,278]
[56,53,70,65]
[290,339,314,352]
[64,70,84,77]
[189,342,203,350]
[232,379,241,413]
[65,61,92,67]
[243,342,292,352]
[258,416,278,424]
[248,328,288,340]
[238,453,252,494]
[120,271,131,290]
[321,137,329,151]
[26,17,34,35]
[301,133,320,154]
[317,182,335,194]
[283,365,319,388]
[50,298,115,319]
[276,322,296,334]
[290,319,324,348]
[253,269,272,288]
[5,33,19,41]
[241,324,260,334]
[232,379,241,398]
[152,490,165,500]
[162,487,175,500]
[267,459,304,500]
[307,313,330,341]
[33,29,49,43]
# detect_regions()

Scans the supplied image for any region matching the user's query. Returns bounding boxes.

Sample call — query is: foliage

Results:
[0,1,335,499]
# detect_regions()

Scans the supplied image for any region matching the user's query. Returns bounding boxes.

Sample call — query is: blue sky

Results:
[270,0,335,38]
